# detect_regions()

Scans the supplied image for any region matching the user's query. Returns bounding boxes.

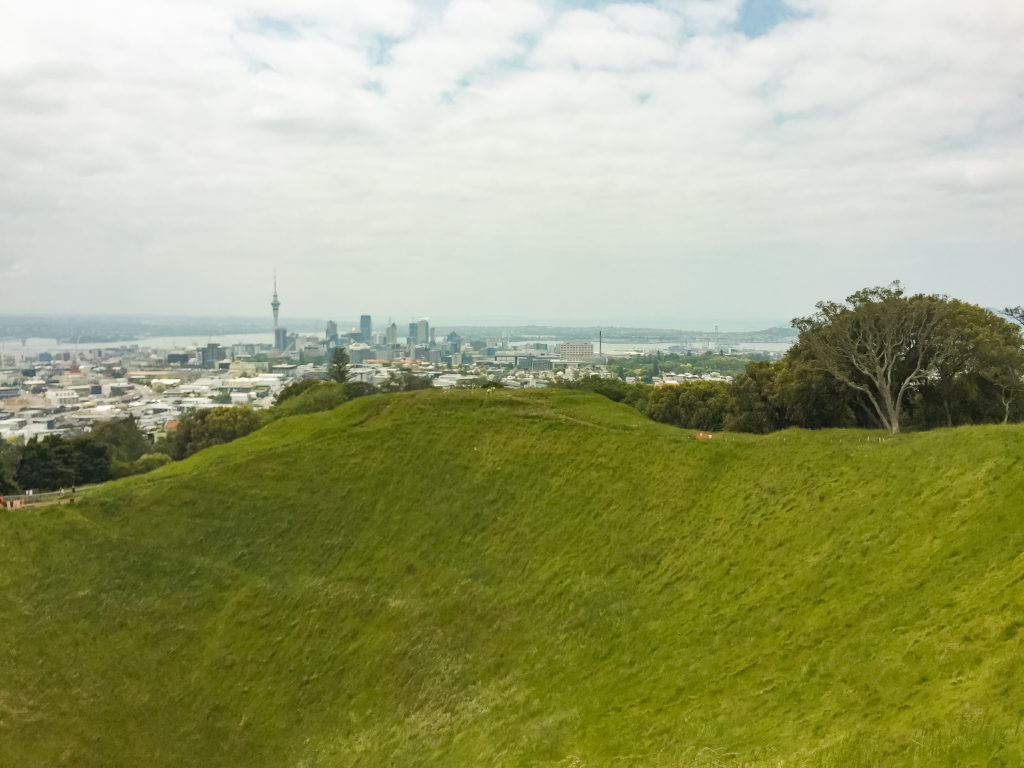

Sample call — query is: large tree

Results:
[162,407,262,460]
[1005,306,1024,327]
[0,465,20,495]
[976,318,1024,424]
[90,416,149,462]
[725,361,783,433]
[922,300,1021,427]
[328,348,350,384]
[793,283,949,434]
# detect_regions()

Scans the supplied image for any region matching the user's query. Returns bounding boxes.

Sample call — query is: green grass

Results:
[2,388,1024,766]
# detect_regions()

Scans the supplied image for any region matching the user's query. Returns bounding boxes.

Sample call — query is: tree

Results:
[922,301,1023,427]
[17,436,75,491]
[70,437,112,485]
[725,361,783,433]
[0,465,20,494]
[342,381,379,399]
[274,378,322,405]
[980,347,1024,423]
[111,451,173,479]
[162,407,262,460]
[90,416,149,462]
[793,283,949,434]
[266,382,347,421]
[975,318,1024,423]
[14,434,115,491]
[381,370,432,391]
[1005,306,1024,327]
[328,348,350,384]
[0,439,23,480]
[772,346,859,429]
[645,381,729,431]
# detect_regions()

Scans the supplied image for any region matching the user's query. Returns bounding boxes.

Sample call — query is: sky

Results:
[1,0,1022,330]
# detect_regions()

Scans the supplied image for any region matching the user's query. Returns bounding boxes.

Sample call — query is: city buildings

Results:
[0,279,754,445]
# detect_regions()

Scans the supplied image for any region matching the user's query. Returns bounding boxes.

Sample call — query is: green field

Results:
[2,389,1023,766]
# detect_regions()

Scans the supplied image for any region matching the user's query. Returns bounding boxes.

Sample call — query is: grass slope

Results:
[2,389,1023,767]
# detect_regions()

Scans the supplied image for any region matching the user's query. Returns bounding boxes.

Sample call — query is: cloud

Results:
[0,0,1021,323]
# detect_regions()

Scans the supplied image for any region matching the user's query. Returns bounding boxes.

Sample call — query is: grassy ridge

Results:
[1,389,1023,766]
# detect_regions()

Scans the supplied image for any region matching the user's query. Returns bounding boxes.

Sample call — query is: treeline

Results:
[607,351,772,383]
[0,417,171,495]
[557,286,1024,435]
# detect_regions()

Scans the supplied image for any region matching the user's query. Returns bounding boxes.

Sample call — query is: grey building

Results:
[275,327,289,351]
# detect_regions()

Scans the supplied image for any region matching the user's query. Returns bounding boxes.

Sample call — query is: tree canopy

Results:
[328,348,350,384]
[160,408,262,460]
[582,285,1024,435]
[792,283,951,434]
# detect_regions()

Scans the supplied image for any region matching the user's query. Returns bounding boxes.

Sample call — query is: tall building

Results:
[408,322,418,344]
[557,342,594,362]
[203,343,225,369]
[271,274,280,332]
[417,318,430,346]
[325,320,338,340]
[386,322,397,345]
[275,327,288,351]
[360,315,372,343]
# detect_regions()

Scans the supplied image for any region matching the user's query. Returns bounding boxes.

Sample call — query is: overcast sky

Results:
[2,0,1022,329]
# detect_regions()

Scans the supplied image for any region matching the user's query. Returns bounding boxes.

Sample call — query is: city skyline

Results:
[2,1,1021,323]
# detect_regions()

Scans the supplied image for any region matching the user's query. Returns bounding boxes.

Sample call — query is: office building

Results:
[557,342,594,362]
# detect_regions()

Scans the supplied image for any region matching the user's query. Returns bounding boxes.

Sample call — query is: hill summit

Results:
[2,389,1023,767]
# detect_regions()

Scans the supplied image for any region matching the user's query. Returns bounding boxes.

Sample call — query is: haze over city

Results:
[2,0,1022,326]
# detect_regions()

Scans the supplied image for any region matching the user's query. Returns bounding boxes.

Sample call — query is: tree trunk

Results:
[880,389,900,434]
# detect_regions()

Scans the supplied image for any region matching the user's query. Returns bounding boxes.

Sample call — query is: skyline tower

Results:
[271,274,281,331]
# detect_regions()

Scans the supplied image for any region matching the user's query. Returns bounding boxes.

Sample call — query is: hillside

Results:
[1,389,1023,767]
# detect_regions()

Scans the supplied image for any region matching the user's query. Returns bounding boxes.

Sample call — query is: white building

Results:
[556,342,594,363]
[45,390,80,407]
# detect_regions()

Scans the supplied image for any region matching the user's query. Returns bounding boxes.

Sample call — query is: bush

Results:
[275,379,323,405]
[112,452,173,479]
[162,408,263,460]
[342,381,379,400]
[267,382,348,422]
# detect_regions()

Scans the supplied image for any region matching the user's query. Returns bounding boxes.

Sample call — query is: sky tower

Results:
[271,274,280,331]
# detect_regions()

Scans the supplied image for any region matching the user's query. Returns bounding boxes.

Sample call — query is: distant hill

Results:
[2,390,1022,767]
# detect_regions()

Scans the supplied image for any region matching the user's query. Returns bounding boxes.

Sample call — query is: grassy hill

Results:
[2,389,1023,767]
